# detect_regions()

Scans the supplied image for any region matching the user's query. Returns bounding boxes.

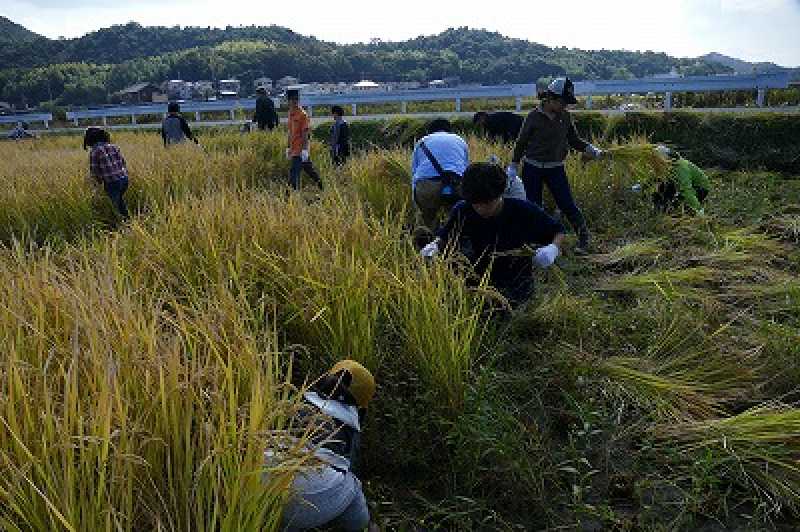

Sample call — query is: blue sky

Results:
[3,0,799,66]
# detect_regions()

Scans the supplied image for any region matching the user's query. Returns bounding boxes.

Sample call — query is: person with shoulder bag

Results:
[410,118,469,232]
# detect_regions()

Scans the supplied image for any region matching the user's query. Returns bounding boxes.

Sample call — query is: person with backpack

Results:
[161,102,197,146]
[421,162,565,304]
[254,87,279,131]
[330,105,351,166]
[410,118,469,231]
[83,127,130,220]
[507,77,607,255]
[279,360,377,532]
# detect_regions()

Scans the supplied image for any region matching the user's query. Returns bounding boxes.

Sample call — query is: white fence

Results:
[0,113,53,128]
[2,72,792,129]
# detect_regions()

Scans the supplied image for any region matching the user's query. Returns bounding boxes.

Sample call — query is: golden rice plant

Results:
[0,229,300,531]
[655,403,800,513]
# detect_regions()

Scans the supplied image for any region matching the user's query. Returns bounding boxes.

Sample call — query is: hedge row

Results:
[313,112,800,174]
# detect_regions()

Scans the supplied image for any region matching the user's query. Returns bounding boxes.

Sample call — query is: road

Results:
[25,106,800,135]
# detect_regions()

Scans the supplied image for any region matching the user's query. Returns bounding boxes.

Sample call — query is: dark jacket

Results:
[254,95,278,129]
[161,115,194,146]
[482,112,523,143]
[512,107,590,164]
[331,119,351,159]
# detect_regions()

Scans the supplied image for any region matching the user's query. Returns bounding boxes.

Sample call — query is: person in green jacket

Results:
[652,145,710,214]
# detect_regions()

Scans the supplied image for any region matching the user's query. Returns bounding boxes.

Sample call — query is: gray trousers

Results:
[281,467,369,531]
[413,178,445,231]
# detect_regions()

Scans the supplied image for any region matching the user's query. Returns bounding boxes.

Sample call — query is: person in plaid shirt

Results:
[83,127,130,220]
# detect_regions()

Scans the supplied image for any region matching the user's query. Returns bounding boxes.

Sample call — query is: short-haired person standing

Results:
[422,162,566,304]
[330,105,351,166]
[410,118,469,231]
[286,89,323,190]
[254,87,279,131]
[83,127,130,220]
[161,102,197,146]
[507,78,606,254]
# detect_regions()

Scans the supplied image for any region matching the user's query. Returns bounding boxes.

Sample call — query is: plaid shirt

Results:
[89,143,128,184]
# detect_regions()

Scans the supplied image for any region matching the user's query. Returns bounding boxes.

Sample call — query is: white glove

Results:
[421,240,440,259]
[301,149,310,162]
[285,148,291,160]
[533,243,560,268]
[585,144,603,159]
[506,163,518,179]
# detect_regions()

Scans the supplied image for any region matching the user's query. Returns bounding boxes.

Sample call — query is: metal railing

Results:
[3,72,791,128]
[0,113,54,128]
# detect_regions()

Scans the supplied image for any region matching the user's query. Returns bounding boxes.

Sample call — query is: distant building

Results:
[118,82,162,104]
[276,76,300,89]
[192,81,215,100]
[351,80,382,92]
[218,79,241,99]
[164,80,192,101]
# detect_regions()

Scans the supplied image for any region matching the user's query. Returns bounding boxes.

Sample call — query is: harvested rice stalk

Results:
[654,403,800,512]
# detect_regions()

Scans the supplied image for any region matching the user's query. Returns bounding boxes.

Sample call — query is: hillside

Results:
[0,16,42,43]
[0,20,734,107]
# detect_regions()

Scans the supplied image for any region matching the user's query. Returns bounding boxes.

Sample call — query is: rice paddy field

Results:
[0,127,799,531]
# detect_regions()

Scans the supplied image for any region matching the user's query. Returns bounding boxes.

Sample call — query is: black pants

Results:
[289,156,323,190]
[521,163,587,239]
[104,177,129,220]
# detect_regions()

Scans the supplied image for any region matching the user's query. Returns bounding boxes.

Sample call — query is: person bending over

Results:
[473,111,523,143]
[83,127,130,220]
[410,118,469,231]
[279,360,377,532]
[422,162,566,304]
[652,144,710,215]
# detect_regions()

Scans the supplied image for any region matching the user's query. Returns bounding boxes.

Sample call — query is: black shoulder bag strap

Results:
[419,141,449,183]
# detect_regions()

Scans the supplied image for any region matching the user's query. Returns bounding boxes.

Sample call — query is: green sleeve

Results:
[686,160,711,191]
[673,160,702,212]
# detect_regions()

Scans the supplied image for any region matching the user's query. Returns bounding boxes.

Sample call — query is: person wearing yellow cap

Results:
[280,360,377,532]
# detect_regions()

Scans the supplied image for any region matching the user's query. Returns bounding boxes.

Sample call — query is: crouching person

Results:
[421,162,566,305]
[281,360,376,532]
[652,145,710,215]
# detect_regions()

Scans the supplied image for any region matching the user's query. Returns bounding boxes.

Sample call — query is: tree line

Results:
[0,24,735,107]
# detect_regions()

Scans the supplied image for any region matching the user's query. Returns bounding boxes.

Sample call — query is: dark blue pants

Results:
[289,156,323,190]
[520,163,587,238]
[104,177,129,220]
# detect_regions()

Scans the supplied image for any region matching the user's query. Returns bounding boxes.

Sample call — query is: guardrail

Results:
[40,71,794,127]
[0,113,53,128]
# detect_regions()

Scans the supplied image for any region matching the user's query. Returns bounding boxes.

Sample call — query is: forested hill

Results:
[0,16,42,44]
[0,22,735,107]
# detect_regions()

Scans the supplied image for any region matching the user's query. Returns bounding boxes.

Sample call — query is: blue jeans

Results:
[289,156,323,190]
[520,163,587,242]
[104,177,129,220]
